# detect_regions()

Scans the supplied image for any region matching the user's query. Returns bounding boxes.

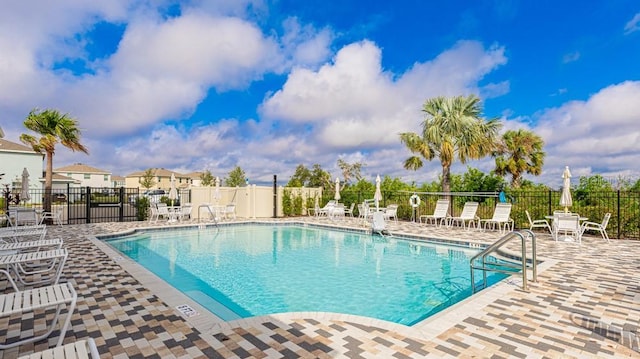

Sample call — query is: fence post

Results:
[617,190,621,239]
[548,190,552,215]
[119,187,124,222]
[85,186,91,224]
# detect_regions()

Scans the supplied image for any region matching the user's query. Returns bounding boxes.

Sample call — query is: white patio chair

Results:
[480,203,513,233]
[526,210,552,234]
[39,207,63,226]
[156,203,170,221]
[224,204,237,219]
[344,203,355,217]
[553,214,582,243]
[0,282,77,349]
[382,204,399,223]
[18,337,100,359]
[148,203,159,222]
[580,212,611,242]
[0,248,68,291]
[448,202,480,230]
[419,199,449,227]
[15,209,38,226]
[317,200,336,216]
[179,204,192,221]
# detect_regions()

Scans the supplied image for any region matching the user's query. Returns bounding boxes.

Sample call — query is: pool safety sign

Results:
[176,304,199,318]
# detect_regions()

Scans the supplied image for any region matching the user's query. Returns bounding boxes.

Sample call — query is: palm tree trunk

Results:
[44,151,53,214]
[442,165,452,216]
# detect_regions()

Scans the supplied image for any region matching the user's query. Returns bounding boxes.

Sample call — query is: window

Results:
[104,175,108,181]
[84,174,90,179]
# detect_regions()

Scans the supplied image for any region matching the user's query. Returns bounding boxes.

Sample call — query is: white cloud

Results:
[562,51,580,63]
[531,81,640,185]
[261,40,508,151]
[624,13,640,34]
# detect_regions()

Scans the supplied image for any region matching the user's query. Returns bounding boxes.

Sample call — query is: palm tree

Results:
[494,129,545,188]
[20,108,88,212]
[400,95,502,193]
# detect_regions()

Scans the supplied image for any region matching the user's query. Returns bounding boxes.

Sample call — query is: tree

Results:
[493,129,545,188]
[308,164,332,188]
[20,108,88,212]
[400,95,501,193]
[225,166,246,187]
[337,159,364,185]
[200,170,215,186]
[139,169,156,189]
[288,164,311,187]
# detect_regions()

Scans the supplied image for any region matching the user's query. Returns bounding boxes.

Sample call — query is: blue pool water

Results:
[106,224,508,325]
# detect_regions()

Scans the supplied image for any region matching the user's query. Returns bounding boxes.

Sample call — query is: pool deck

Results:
[1,217,639,358]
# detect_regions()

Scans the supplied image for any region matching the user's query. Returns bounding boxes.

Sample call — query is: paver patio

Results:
[1,217,638,358]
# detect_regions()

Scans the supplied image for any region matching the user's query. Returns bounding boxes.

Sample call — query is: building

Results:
[112,175,126,187]
[54,163,112,188]
[125,168,192,190]
[0,138,44,193]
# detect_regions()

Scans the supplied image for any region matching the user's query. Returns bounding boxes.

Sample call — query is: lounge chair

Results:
[581,213,611,242]
[480,203,513,233]
[0,238,63,255]
[419,199,449,226]
[0,282,77,349]
[526,210,552,234]
[448,201,479,230]
[0,224,47,242]
[18,337,100,359]
[0,248,68,291]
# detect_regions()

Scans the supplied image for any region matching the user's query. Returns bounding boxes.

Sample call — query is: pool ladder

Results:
[470,230,537,293]
[197,204,219,229]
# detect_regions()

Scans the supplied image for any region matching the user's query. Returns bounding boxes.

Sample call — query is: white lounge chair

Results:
[148,204,159,222]
[18,338,100,359]
[179,204,192,221]
[581,213,611,242]
[0,238,63,256]
[480,203,513,233]
[526,210,552,234]
[0,282,77,349]
[0,248,68,291]
[344,203,355,217]
[0,224,47,242]
[419,199,449,226]
[448,202,479,230]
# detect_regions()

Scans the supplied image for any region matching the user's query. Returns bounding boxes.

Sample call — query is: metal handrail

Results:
[470,230,537,293]
[197,204,219,227]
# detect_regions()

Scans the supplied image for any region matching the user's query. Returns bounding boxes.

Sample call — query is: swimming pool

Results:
[106,224,508,325]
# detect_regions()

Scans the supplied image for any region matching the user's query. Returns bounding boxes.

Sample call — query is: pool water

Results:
[107,224,508,325]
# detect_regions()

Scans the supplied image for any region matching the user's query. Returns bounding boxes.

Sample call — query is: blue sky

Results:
[1,0,639,188]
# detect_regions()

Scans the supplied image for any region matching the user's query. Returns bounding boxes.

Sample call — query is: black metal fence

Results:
[321,189,640,239]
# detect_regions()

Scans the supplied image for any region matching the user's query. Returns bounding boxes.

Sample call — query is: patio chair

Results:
[553,214,582,243]
[580,213,611,242]
[39,206,63,226]
[156,203,170,221]
[179,204,192,221]
[224,204,237,219]
[18,337,100,359]
[526,210,552,234]
[419,199,449,226]
[479,203,513,233]
[448,202,480,230]
[344,203,355,217]
[15,208,39,226]
[382,204,399,223]
[0,282,77,349]
[0,248,68,291]
[148,203,159,222]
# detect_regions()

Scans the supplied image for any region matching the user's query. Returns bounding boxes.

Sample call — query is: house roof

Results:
[112,175,125,181]
[126,168,186,178]
[0,138,42,155]
[55,163,110,174]
[185,171,203,179]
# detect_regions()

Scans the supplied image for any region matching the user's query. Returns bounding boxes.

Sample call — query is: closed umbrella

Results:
[373,175,382,210]
[560,166,572,213]
[214,176,221,203]
[20,167,31,203]
[168,173,178,206]
[334,177,341,201]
